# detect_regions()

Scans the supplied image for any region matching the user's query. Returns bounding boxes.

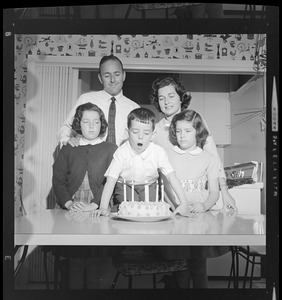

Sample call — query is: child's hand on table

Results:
[221,188,238,211]
[69,202,98,212]
[172,202,206,216]
[91,208,110,218]
[172,203,189,216]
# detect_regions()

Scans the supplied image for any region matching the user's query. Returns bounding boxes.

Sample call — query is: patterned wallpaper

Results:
[14,33,266,217]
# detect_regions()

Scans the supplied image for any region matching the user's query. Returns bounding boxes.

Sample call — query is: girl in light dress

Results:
[148,76,236,288]
[168,109,220,214]
[157,109,230,288]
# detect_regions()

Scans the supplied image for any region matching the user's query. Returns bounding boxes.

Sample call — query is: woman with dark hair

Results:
[150,76,192,114]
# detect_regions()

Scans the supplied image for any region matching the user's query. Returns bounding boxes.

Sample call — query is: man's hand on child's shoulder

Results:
[67,135,81,147]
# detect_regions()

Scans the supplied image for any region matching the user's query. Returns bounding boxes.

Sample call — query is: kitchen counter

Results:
[15,209,265,246]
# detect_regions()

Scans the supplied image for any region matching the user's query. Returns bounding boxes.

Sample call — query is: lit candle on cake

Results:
[123,179,126,202]
[131,180,134,202]
[155,180,159,202]
[145,180,149,202]
[161,179,164,202]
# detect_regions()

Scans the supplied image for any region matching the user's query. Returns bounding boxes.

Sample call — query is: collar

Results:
[172,145,202,155]
[79,137,103,146]
[103,90,123,102]
[126,140,152,160]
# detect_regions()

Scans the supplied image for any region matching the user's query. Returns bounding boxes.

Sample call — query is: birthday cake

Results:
[118,201,171,217]
[117,180,171,218]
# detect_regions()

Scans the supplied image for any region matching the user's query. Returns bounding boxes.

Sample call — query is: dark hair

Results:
[127,107,156,131]
[99,54,124,74]
[150,76,192,113]
[169,109,209,149]
[71,102,108,136]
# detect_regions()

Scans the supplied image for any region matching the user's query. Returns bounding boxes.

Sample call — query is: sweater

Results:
[52,141,117,209]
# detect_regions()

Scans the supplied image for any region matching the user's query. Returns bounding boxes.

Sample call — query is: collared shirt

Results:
[58,90,139,146]
[105,141,175,184]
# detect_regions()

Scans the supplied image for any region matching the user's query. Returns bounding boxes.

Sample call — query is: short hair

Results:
[169,109,209,149]
[99,54,124,74]
[127,107,156,131]
[150,76,192,113]
[71,102,108,137]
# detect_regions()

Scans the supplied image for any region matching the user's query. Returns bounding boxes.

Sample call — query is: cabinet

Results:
[224,75,266,166]
[180,74,231,146]
[217,182,263,214]
[224,75,266,213]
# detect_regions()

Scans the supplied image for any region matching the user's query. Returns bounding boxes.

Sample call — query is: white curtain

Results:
[23,64,77,213]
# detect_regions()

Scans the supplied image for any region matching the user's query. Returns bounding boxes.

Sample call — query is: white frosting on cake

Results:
[118,201,171,217]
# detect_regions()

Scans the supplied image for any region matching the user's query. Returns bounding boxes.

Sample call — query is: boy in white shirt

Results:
[93,107,188,217]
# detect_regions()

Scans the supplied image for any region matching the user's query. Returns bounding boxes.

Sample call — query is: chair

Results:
[41,246,71,290]
[41,246,62,289]
[244,5,266,19]
[111,247,187,289]
[228,246,266,288]
[14,245,29,279]
[38,7,77,19]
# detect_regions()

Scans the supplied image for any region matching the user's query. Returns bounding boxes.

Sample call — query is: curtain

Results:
[23,65,76,213]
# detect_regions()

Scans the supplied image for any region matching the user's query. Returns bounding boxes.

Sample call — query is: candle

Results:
[123,179,126,202]
[155,180,159,202]
[161,179,164,202]
[131,180,134,202]
[145,180,149,203]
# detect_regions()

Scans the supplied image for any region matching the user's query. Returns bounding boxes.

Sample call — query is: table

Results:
[15,209,265,246]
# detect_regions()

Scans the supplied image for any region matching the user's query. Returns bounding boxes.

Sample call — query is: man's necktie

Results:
[106,97,116,144]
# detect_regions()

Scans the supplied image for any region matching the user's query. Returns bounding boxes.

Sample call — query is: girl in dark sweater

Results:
[52,102,117,289]
[53,102,117,212]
